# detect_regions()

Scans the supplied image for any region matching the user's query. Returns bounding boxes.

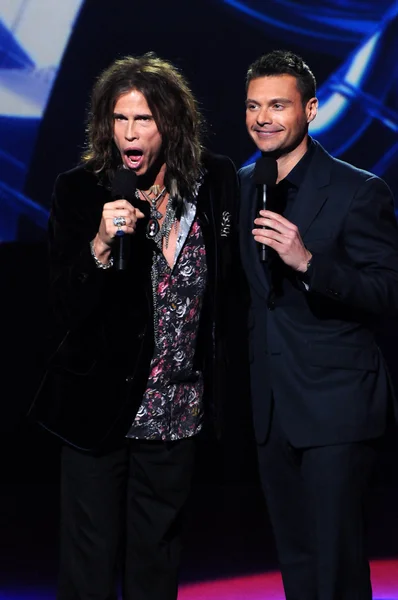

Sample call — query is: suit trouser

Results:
[57,437,196,600]
[257,406,378,600]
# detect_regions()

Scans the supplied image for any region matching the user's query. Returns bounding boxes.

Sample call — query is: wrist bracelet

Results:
[90,240,114,269]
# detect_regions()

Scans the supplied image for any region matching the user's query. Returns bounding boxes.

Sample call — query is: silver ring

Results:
[113,216,126,227]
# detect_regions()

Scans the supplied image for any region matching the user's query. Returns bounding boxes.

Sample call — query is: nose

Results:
[256,107,272,126]
[124,120,138,141]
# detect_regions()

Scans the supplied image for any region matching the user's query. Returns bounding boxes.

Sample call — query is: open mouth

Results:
[124,148,144,169]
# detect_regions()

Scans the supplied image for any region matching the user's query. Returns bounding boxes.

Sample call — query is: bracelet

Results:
[90,240,114,269]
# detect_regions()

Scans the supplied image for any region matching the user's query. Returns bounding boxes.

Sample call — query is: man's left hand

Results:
[253,210,311,272]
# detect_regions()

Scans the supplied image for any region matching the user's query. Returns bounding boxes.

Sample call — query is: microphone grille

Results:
[253,156,278,186]
[111,169,137,202]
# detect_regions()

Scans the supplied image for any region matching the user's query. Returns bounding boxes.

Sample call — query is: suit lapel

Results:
[196,177,217,302]
[287,142,331,239]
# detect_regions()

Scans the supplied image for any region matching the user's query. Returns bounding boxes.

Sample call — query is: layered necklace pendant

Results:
[137,185,167,239]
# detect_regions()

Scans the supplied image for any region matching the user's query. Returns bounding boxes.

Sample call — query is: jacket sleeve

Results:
[307,175,398,316]
[213,155,247,315]
[216,156,250,358]
[48,170,112,332]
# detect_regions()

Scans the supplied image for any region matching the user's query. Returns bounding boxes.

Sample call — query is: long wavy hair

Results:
[82,52,205,200]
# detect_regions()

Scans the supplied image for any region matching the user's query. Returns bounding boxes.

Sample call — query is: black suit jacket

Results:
[29,151,239,451]
[239,140,398,447]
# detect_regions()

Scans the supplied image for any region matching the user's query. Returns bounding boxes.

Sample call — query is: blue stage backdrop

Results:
[0,0,397,242]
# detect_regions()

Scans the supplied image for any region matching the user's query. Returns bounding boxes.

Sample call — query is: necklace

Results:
[135,186,166,238]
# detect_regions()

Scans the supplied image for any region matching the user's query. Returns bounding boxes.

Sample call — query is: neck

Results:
[137,162,167,192]
[275,135,309,182]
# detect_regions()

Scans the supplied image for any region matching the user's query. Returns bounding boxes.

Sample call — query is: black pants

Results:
[57,437,196,600]
[257,407,378,600]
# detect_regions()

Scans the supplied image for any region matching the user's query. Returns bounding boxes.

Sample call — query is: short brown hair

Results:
[246,49,316,105]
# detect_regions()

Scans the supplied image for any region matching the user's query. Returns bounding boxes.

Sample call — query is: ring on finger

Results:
[113,216,126,227]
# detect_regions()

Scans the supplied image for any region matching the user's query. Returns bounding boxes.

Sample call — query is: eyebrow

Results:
[113,112,153,119]
[245,97,293,105]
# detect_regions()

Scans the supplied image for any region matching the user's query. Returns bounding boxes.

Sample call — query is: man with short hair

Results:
[30,52,239,600]
[239,49,398,599]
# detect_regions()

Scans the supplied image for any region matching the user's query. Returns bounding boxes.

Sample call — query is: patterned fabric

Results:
[127,216,207,441]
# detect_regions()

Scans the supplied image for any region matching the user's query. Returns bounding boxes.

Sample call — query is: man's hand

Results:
[253,210,311,272]
[93,199,145,263]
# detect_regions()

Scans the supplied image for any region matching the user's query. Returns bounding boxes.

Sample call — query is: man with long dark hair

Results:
[30,52,239,600]
[239,49,398,598]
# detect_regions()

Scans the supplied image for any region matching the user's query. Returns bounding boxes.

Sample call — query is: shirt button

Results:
[171,302,177,309]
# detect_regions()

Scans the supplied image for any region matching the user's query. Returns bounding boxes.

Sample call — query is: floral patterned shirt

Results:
[127,202,207,441]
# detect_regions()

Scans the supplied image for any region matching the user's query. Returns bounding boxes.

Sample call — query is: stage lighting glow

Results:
[310,32,380,134]
[0,559,397,599]
[178,559,398,600]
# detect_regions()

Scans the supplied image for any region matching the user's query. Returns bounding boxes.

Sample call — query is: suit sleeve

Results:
[307,175,398,316]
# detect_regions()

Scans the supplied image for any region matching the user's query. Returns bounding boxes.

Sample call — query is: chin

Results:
[257,144,281,156]
[134,164,147,176]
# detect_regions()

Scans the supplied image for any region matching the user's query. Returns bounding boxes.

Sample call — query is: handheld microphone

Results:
[111,169,137,271]
[253,156,278,262]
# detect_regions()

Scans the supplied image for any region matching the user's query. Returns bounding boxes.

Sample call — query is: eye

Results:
[273,103,284,110]
[246,103,258,111]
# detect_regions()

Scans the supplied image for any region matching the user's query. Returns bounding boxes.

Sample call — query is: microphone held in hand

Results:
[111,169,137,271]
[254,156,278,262]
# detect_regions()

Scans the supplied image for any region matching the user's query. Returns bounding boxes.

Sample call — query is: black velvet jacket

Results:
[30,151,240,451]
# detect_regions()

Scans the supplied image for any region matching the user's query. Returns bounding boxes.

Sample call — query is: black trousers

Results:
[257,406,378,600]
[57,437,196,600]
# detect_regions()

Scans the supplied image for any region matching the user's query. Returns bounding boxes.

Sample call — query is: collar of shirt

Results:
[172,173,205,268]
[283,136,315,189]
